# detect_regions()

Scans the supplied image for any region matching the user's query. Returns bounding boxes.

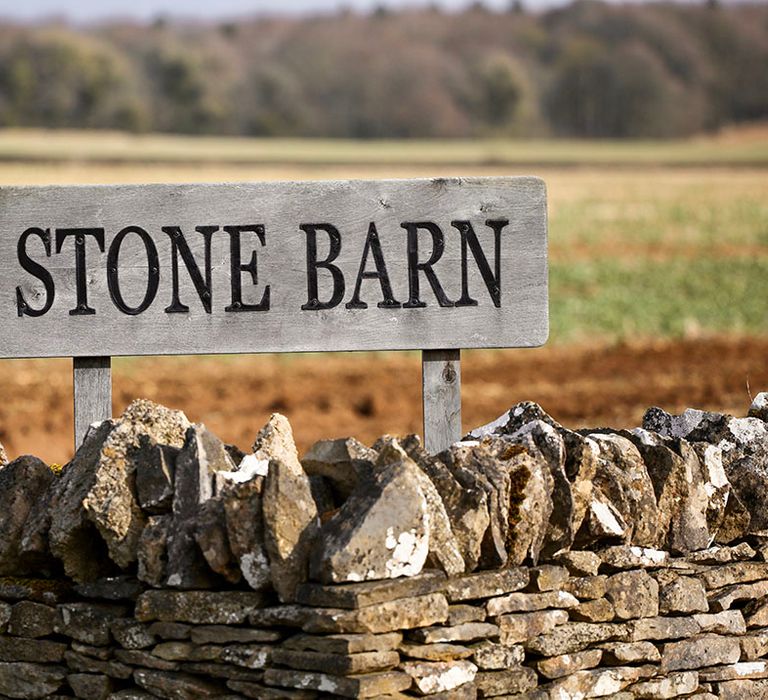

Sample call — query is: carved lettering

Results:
[453,219,507,308]
[55,228,105,315]
[164,225,217,314]
[224,224,270,313]
[401,222,453,308]
[301,223,345,311]
[345,222,400,309]
[107,226,160,316]
[16,227,55,318]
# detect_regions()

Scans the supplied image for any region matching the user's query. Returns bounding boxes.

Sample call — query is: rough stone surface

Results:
[578,487,630,546]
[301,437,377,500]
[6,399,768,698]
[283,632,402,655]
[297,571,445,609]
[660,633,741,672]
[749,392,768,421]
[693,442,731,540]
[658,575,709,614]
[644,408,768,533]
[599,545,670,570]
[475,667,538,696]
[194,497,240,584]
[475,666,537,698]
[564,576,608,600]
[508,420,575,557]
[136,514,171,587]
[110,620,156,650]
[86,401,191,571]
[67,672,114,700]
[601,641,661,665]
[7,601,57,638]
[629,670,699,699]
[527,564,569,592]
[0,456,56,577]
[56,603,127,646]
[134,441,178,515]
[44,422,119,582]
[555,551,602,577]
[709,580,768,612]
[220,475,270,592]
[590,432,662,548]
[469,640,524,670]
[605,570,659,620]
[487,590,578,616]
[398,434,489,573]
[413,621,501,645]
[718,678,768,699]
[133,669,224,697]
[570,598,615,623]
[447,604,486,626]
[740,630,768,661]
[545,666,649,699]
[310,458,428,585]
[166,423,237,589]
[744,595,768,628]
[263,667,412,698]
[406,453,466,578]
[0,662,66,698]
[249,415,317,601]
[0,636,67,663]
[378,439,465,577]
[694,610,747,635]
[445,568,529,602]
[264,455,320,600]
[497,610,568,645]
[525,622,629,656]
[400,659,477,695]
[537,649,603,679]
[627,430,710,553]
[272,647,399,675]
[302,593,449,635]
[135,590,264,625]
[700,661,768,682]
[399,641,473,661]
[629,615,701,641]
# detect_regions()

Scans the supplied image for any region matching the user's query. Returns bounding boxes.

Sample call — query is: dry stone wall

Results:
[1,394,768,698]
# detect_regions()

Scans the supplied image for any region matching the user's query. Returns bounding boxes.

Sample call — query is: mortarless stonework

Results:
[1,395,768,697]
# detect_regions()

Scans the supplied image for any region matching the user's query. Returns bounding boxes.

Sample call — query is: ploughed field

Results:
[3,336,767,465]
[0,128,766,463]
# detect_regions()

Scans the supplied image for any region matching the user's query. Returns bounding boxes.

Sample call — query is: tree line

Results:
[0,1,766,139]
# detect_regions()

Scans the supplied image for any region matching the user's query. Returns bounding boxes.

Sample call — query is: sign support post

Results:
[1,177,547,455]
[73,356,112,448]
[422,349,461,453]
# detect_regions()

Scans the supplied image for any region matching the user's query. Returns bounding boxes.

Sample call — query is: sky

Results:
[0,0,554,23]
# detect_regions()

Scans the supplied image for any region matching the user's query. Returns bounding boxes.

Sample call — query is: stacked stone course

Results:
[2,394,768,698]
[4,547,768,698]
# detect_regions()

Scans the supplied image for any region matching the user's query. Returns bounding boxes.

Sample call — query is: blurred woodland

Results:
[0,1,767,139]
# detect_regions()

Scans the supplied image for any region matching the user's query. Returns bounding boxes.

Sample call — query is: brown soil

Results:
[2,335,767,465]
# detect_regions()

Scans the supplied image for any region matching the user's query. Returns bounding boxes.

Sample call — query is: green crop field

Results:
[1,128,766,344]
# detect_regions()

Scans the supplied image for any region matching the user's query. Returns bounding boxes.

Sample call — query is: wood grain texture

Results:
[73,356,112,447]
[423,349,462,453]
[0,177,547,358]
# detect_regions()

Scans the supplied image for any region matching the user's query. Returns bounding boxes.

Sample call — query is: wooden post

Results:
[422,349,462,454]
[73,357,112,450]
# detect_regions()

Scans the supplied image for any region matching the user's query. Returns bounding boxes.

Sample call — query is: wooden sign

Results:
[1,177,548,450]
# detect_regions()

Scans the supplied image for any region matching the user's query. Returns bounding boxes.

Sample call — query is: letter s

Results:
[16,227,55,317]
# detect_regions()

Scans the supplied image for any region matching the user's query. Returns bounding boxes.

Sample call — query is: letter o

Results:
[107,226,160,315]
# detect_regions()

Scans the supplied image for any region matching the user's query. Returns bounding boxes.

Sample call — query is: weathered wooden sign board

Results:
[0,177,548,452]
